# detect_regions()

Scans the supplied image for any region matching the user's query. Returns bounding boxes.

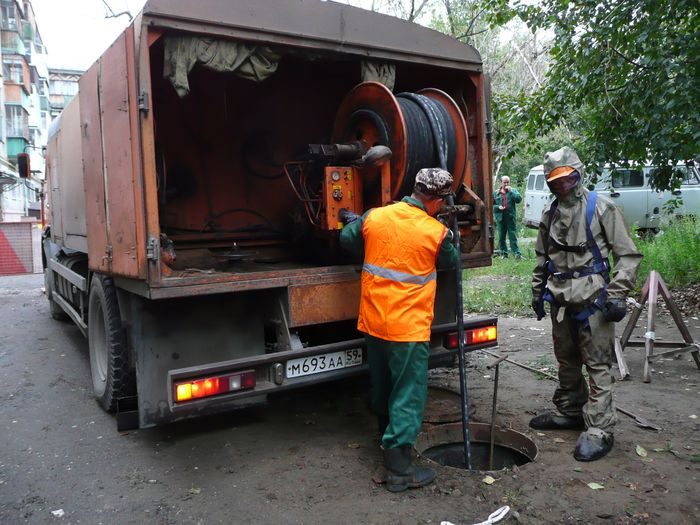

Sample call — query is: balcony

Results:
[1,30,25,55]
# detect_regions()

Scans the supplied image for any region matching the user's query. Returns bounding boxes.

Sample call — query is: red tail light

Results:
[174,370,255,403]
[444,325,497,349]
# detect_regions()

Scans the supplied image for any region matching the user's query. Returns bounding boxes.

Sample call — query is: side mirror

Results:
[17,153,30,178]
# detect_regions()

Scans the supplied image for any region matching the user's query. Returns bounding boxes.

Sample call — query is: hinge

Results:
[138,90,149,114]
[103,244,113,262]
[146,236,159,262]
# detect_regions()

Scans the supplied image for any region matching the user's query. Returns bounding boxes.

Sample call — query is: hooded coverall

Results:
[533,180,642,437]
[339,196,458,449]
[493,186,522,257]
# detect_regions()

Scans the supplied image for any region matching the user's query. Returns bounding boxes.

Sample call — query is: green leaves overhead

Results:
[501,0,700,187]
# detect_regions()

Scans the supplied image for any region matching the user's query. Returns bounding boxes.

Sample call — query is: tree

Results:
[345,0,556,184]
[488,0,700,189]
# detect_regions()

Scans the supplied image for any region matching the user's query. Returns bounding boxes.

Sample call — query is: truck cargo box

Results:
[43,0,497,428]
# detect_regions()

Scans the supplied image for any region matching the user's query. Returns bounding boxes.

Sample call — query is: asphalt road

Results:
[1,273,395,525]
[5,273,698,525]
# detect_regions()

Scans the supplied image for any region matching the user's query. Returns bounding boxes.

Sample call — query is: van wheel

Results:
[88,274,135,413]
[44,269,69,321]
[637,228,658,241]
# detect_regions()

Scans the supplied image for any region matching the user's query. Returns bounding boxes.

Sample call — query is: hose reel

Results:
[332,81,469,208]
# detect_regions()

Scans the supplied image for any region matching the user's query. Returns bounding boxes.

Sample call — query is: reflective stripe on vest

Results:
[362,263,437,286]
[358,201,446,342]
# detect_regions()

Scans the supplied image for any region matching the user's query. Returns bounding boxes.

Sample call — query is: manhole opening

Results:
[423,442,531,470]
[416,422,538,472]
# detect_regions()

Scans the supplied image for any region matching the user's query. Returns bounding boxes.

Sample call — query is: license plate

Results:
[286,349,363,378]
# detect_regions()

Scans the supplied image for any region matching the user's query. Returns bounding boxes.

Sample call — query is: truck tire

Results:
[88,274,135,413]
[44,268,69,321]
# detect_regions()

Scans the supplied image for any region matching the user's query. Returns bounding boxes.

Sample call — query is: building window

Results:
[3,61,24,84]
[1,3,17,31]
[50,79,79,97]
[6,105,28,138]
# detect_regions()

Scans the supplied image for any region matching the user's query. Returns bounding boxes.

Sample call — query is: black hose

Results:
[395,91,471,469]
[341,93,458,198]
[396,93,457,196]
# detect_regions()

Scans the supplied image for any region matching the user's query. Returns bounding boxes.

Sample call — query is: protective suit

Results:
[530,147,642,461]
[493,178,522,257]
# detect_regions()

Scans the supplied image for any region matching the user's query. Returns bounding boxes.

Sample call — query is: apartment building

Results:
[0,0,49,222]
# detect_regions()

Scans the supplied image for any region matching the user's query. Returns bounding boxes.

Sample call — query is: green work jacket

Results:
[493,187,522,216]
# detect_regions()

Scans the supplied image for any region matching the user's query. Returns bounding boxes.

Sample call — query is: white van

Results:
[522,165,550,228]
[523,163,700,233]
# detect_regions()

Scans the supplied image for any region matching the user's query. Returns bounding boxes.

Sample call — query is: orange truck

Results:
[43,0,497,429]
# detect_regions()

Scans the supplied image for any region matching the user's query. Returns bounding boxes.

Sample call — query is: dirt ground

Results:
[1,274,699,525]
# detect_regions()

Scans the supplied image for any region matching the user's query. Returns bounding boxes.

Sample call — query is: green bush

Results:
[634,218,700,289]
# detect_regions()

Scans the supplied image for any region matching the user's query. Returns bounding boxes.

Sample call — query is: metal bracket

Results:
[138,90,150,113]
[146,236,159,262]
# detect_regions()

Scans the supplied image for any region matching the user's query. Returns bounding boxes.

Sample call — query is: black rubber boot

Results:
[377,415,389,439]
[529,411,585,430]
[574,431,614,461]
[383,446,436,493]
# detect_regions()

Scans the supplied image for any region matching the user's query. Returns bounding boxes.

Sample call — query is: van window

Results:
[535,174,545,190]
[527,174,535,190]
[680,167,699,186]
[612,169,644,188]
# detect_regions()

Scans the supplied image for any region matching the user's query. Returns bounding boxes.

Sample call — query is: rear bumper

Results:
[138,316,498,428]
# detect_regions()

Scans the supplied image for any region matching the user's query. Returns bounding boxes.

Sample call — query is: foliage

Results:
[635,218,700,288]
[485,0,700,190]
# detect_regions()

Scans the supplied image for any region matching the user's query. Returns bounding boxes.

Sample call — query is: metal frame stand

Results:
[616,270,700,383]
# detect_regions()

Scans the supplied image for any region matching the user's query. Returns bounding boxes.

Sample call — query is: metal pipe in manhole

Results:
[415,422,538,471]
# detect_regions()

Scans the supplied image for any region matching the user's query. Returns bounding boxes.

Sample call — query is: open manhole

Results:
[415,422,538,471]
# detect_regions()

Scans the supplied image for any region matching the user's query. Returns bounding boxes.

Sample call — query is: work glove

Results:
[532,297,546,320]
[338,208,360,225]
[602,299,627,322]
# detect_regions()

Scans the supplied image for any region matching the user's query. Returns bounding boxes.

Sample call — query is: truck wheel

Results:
[88,274,135,413]
[44,269,69,321]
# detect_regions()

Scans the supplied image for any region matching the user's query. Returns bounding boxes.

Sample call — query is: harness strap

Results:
[540,192,610,327]
[547,236,596,253]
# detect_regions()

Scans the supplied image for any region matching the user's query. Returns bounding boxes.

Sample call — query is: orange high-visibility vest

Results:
[358,201,448,342]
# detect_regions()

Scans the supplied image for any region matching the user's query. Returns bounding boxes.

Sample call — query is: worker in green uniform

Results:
[493,175,522,258]
[338,168,459,492]
[531,147,642,461]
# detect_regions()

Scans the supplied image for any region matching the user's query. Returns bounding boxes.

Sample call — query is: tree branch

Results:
[102,0,132,21]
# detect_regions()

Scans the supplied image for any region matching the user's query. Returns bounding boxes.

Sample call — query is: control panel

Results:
[323,166,363,230]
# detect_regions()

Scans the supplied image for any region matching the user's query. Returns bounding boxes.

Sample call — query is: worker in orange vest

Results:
[339,168,459,492]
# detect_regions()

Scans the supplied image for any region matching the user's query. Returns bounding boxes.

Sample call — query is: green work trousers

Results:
[551,307,617,433]
[495,212,520,257]
[365,334,430,449]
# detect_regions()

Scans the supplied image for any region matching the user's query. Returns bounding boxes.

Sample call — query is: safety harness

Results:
[537,191,610,327]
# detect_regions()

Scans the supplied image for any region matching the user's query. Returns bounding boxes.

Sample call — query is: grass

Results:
[463,217,700,316]
[634,218,700,289]
[526,354,557,380]
[462,245,536,315]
